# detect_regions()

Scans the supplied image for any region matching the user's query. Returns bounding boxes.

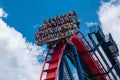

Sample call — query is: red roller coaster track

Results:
[40,31,110,80]
[40,42,66,80]
[71,31,109,80]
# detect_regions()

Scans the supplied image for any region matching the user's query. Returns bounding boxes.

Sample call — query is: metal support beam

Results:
[59,58,64,80]
[63,55,74,80]
[67,44,84,80]
[88,33,117,80]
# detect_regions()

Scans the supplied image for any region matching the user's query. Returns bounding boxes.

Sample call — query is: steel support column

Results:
[68,44,84,80]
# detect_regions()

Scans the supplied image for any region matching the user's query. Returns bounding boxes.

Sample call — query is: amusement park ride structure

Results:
[35,11,120,80]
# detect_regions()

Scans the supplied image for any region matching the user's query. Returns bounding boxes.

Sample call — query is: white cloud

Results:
[86,22,98,27]
[98,0,120,60]
[0,8,45,80]
[0,8,8,18]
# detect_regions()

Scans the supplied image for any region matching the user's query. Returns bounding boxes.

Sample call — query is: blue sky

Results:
[0,0,108,43]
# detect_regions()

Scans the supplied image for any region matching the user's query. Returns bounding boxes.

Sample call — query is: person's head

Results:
[52,17,56,21]
[64,14,67,17]
[44,20,48,24]
[68,12,72,16]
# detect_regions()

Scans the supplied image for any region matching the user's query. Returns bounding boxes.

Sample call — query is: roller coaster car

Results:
[35,10,81,46]
[35,23,80,46]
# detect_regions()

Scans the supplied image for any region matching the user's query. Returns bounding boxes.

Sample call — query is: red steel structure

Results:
[35,11,120,80]
[40,42,66,80]
[71,31,109,80]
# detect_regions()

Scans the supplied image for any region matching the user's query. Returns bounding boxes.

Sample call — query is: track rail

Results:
[40,41,66,80]
[71,31,110,80]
